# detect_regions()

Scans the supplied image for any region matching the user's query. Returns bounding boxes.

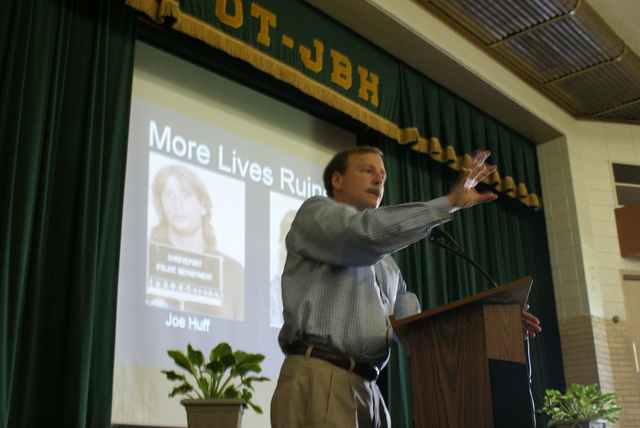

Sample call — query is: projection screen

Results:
[111,41,354,427]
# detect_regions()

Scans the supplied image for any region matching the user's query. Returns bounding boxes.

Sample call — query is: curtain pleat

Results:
[0,1,136,427]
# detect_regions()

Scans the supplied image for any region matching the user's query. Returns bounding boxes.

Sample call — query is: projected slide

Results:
[112,97,326,426]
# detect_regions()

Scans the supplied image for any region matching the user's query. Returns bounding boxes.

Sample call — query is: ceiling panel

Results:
[416,0,640,123]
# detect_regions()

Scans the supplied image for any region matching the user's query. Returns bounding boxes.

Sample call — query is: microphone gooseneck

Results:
[429,226,499,289]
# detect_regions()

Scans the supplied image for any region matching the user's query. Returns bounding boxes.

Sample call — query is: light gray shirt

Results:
[277,195,453,366]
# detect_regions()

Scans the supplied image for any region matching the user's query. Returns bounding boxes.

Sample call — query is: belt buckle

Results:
[372,365,380,382]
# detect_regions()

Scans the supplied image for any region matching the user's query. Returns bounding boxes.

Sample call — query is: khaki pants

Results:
[270,354,391,428]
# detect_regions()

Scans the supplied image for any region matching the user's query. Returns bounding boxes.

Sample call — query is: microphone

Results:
[430,226,459,247]
[428,226,499,289]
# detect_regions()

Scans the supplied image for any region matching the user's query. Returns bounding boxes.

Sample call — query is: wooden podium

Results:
[391,277,534,428]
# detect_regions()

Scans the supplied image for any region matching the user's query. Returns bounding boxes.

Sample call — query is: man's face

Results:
[331,152,386,211]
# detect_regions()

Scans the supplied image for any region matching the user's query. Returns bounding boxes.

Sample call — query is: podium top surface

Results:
[391,276,532,329]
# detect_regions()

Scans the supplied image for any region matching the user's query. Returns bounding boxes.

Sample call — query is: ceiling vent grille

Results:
[418,0,640,123]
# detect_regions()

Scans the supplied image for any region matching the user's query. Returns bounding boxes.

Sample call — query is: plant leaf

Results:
[223,385,240,399]
[161,370,186,382]
[211,343,233,360]
[187,343,205,368]
[167,350,195,376]
[168,383,195,398]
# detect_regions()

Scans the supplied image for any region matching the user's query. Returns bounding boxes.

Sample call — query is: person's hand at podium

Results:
[522,305,542,339]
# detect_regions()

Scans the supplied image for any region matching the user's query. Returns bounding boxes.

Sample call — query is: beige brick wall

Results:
[606,318,640,428]
[539,121,640,428]
[559,316,601,386]
[558,316,640,427]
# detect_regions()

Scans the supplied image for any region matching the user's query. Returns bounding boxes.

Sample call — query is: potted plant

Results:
[161,342,269,428]
[538,383,622,427]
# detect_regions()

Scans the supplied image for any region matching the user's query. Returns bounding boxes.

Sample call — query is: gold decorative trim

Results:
[404,136,541,209]
[124,0,542,210]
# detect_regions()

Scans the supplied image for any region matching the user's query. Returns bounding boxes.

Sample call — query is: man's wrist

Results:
[445,195,460,212]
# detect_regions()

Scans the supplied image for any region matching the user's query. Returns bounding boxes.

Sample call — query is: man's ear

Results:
[331,171,342,193]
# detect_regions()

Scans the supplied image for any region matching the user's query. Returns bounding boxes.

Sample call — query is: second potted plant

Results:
[538,383,622,428]
[161,342,270,428]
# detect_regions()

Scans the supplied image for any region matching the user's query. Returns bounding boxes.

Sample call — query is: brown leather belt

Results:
[286,344,380,382]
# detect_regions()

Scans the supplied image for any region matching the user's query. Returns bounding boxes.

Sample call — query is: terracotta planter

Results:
[181,399,246,428]
[548,420,606,428]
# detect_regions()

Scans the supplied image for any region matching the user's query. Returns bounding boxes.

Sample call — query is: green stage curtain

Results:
[359,130,565,427]
[0,1,136,427]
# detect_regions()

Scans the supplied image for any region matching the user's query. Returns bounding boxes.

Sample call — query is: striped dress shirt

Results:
[277,195,453,367]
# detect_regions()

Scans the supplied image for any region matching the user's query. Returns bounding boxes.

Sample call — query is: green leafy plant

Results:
[161,343,269,413]
[538,383,622,425]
